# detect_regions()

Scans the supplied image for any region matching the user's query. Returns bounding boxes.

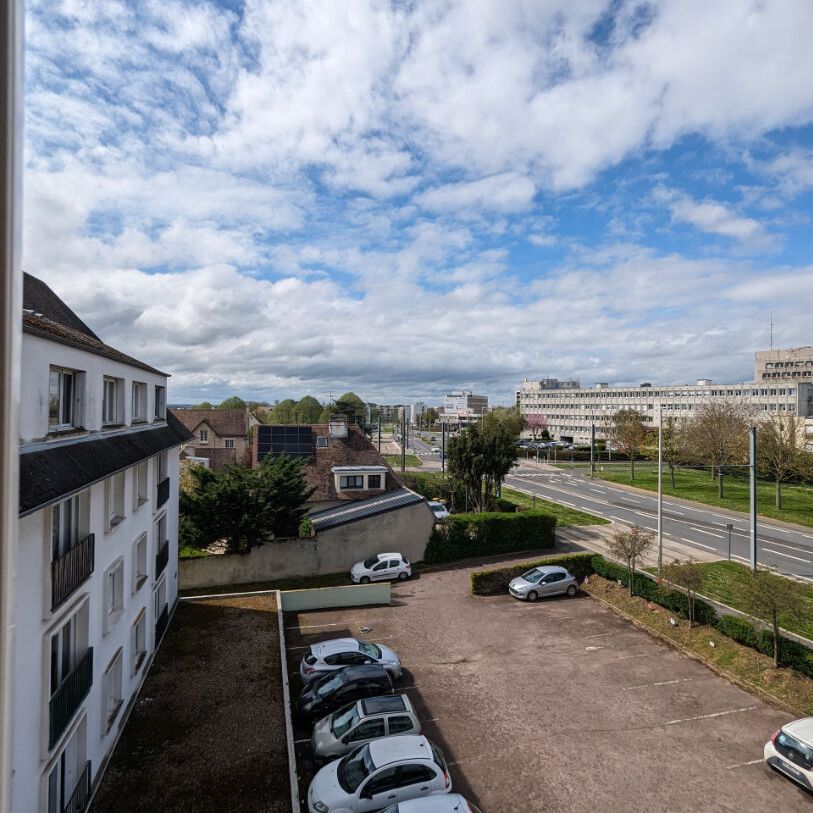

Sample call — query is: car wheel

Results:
[360,576,371,584]
[398,571,408,581]
[526,591,538,602]
[566,585,577,597]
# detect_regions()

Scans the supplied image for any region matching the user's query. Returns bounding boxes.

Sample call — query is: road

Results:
[505,465,813,582]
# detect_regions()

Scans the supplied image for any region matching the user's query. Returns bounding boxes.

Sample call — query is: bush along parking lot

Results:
[424,510,556,564]
[470,552,596,595]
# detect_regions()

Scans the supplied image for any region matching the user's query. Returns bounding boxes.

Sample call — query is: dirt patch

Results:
[91,594,290,813]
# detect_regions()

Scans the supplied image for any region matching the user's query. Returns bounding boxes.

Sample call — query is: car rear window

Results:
[776,729,813,769]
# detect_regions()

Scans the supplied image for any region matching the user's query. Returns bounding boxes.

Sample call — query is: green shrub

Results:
[471,553,596,595]
[494,497,519,513]
[424,511,556,565]
[715,615,759,648]
[399,472,462,505]
[755,630,813,679]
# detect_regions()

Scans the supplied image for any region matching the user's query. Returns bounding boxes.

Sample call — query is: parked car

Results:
[508,565,578,602]
[430,446,441,454]
[307,735,451,813]
[312,694,421,762]
[381,794,484,812]
[300,638,402,684]
[764,716,813,791]
[297,664,394,721]
[427,501,450,521]
[351,553,412,584]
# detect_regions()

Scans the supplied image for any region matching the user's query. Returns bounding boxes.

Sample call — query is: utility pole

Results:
[590,422,595,479]
[401,409,406,474]
[377,415,381,453]
[441,422,446,474]
[657,404,663,573]
[726,523,733,561]
[749,425,758,570]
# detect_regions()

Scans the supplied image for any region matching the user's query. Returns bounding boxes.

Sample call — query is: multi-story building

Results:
[517,348,813,445]
[14,274,191,812]
[408,402,425,426]
[754,346,813,382]
[441,390,488,423]
[171,407,258,470]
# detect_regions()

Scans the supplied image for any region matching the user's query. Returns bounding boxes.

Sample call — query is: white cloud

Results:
[415,173,536,214]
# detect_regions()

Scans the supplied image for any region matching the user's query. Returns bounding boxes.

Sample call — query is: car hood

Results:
[376,643,400,665]
[309,760,350,810]
[351,561,367,575]
[509,577,533,590]
[312,714,339,752]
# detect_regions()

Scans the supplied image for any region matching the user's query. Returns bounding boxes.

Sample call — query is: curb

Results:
[276,590,301,812]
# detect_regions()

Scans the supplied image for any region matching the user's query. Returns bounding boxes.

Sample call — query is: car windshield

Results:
[331,704,360,737]
[363,556,380,569]
[520,568,543,582]
[776,729,813,769]
[316,670,347,697]
[430,741,447,773]
[358,641,382,659]
[337,744,375,793]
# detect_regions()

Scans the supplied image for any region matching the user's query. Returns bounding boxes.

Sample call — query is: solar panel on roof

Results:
[256,425,314,461]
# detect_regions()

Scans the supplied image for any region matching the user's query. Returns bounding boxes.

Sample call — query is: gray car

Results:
[508,565,578,601]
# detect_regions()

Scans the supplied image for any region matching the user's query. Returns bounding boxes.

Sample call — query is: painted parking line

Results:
[622,677,695,691]
[762,547,812,564]
[285,620,382,631]
[726,759,763,770]
[664,706,758,726]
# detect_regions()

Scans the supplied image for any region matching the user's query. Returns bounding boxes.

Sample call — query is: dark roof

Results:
[309,487,425,531]
[22,273,168,377]
[171,408,249,437]
[19,412,193,516]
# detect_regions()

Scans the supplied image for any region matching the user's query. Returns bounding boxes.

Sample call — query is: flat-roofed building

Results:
[755,346,813,383]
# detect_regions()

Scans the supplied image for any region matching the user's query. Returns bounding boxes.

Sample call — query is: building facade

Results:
[15,274,190,812]
[518,349,813,445]
[441,389,488,423]
[754,346,813,383]
[171,408,258,470]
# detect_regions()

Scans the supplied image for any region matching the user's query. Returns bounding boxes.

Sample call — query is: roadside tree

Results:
[334,392,368,426]
[661,559,705,626]
[609,409,649,480]
[296,395,323,424]
[757,414,812,509]
[266,398,298,424]
[741,568,805,668]
[218,395,247,410]
[645,416,687,489]
[606,525,654,596]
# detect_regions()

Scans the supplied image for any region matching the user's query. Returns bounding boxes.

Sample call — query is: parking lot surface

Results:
[285,561,812,811]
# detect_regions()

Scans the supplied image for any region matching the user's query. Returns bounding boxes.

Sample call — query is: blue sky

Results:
[23,0,813,405]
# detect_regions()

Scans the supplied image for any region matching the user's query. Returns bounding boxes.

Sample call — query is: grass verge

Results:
[179,544,209,559]
[583,574,813,716]
[501,486,610,526]
[384,453,423,468]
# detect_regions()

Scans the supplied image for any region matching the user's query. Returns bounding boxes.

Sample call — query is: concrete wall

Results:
[180,500,435,590]
[281,583,390,611]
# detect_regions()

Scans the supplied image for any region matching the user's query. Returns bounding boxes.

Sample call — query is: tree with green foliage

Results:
[180,456,314,553]
[741,567,806,668]
[644,416,687,489]
[610,409,649,480]
[218,395,247,410]
[296,395,323,424]
[661,559,704,626]
[318,405,333,424]
[266,398,298,424]
[422,407,439,430]
[758,414,812,509]
[333,392,367,426]
[606,525,653,596]
[192,400,213,409]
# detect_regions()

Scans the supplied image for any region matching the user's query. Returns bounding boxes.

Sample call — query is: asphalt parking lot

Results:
[284,561,812,811]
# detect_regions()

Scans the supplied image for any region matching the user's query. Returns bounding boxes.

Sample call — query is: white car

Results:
[300,638,402,684]
[307,735,451,813]
[764,716,813,791]
[351,553,412,584]
[430,446,441,454]
[381,795,483,812]
[427,501,450,521]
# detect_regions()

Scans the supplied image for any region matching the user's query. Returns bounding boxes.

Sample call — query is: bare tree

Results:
[610,409,649,480]
[741,568,805,668]
[662,559,705,626]
[606,525,654,596]
[645,416,687,489]
[757,414,813,509]
[685,402,751,497]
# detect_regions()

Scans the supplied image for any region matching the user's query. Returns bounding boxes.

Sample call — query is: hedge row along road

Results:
[505,463,813,582]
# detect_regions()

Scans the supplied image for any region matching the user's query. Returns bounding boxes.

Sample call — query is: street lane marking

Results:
[681,538,717,551]
[610,515,628,523]
[560,500,576,507]
[623,677,695,691]
[762,547,811,563]
[664,706,757,726]
[726,759,763,770]
[691,527,723,538]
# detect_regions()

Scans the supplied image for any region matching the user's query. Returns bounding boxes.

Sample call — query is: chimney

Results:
[329,413,348,438]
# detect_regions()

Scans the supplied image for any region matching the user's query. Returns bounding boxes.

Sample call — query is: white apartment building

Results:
[14,274,191,812]
[517,349,813,445]
[441,390,488,423]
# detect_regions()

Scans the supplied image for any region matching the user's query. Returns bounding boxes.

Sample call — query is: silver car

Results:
[300,638,402,684]
[508,565,578,602]
[312,694,421,761]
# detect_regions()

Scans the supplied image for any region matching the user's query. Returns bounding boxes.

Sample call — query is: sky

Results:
[23,0,813,406]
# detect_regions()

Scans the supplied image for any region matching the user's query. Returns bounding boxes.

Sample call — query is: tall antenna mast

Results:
[770,312,773,351]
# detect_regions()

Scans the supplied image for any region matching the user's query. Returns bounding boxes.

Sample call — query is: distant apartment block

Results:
[15,274,191,812]
[755,346,813,382]
[442,389,488,423]
[517,348,813,445]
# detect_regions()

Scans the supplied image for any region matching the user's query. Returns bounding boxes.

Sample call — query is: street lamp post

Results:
[657,404,663,573]
[749,425,758,570]
[726,523,733,561]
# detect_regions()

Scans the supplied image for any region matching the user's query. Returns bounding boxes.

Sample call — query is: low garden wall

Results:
[281,583,390,611]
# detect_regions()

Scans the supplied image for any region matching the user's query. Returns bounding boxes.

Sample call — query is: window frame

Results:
[224,437,235,449]
[131,381,147,423]
[102,376,124,426]
[105,472,126,531]
[48,366,83,432]
[103,558,125,633]
[339,475,365,489]
[154,385,166,420]
[133,534,148,593]
[102,649,124,733]
[130,609,147,676]
[132,460,149,510]
[199,428,209,444]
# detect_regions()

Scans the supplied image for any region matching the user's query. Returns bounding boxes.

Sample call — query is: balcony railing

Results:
[51,534,94,611]
[63,760,91,813]
[155,539,169,579]
[156,476,170,508]
[49,648,93,749]
[155,605,169,645]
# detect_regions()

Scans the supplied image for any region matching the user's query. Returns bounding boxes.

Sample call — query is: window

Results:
[199,428,209,443]
[105,472,125,530]
[51,494,80,561]
[398,764,435,785]
[50,603,88,696]
[102,376,124,425]
[48,366,82,430]
[133,534,148,592]
[154,385,166,419]
[133,460,148,510]
[347,719,385,742]
[363,767,399,796]
[224,438,235,449]
[103,649,123,731]
[339,475,364,489]
[157,451,168,483]
[388,715,415,734]
[46,719,87,813]
[130,610,147,675]
[131,381,147,423]
[367,474,381,489]
[316,436,328,448]
[104,559,124,632]
[155,513,167,551]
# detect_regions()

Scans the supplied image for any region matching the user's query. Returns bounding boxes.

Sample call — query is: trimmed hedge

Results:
[494,496,520,513]
[423,511,556,565]
[471,553,596,595]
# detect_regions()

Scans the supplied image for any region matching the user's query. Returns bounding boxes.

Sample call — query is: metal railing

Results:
[63,760,91,813]
[155,539,169,579]
[49,647,93,749]
[51,533,94,611]
[156,476,170,508]
[155,605,169,644]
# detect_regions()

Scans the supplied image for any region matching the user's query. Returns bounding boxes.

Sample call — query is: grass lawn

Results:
[179,544,210,558]
[384,453,423,468]
[557,462,813,528]
[583,574,813,715]
[501,487,610,526]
